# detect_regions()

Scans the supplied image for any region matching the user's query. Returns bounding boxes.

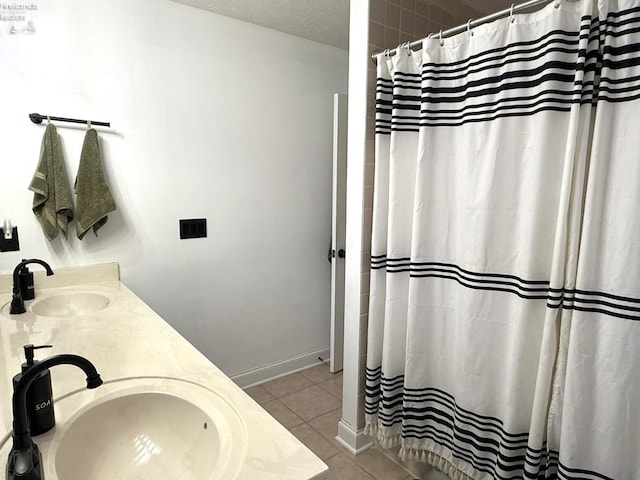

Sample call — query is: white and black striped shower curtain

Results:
[365,1,640,479]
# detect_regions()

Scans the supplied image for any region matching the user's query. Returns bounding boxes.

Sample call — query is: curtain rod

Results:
[29,113,111,128]
[371,0,558,62]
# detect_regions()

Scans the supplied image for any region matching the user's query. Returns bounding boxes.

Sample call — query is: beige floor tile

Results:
[308,408,345,451]
[262,372,314,398]
[353,448,410,480]
[410,467,448,480]
[325,453,376,480]
[318,375,343,399]
[280,385,342,421]
[244,385,275,404]
[261,399,304,429]
[289,423,340,460]
[300,363,337,384]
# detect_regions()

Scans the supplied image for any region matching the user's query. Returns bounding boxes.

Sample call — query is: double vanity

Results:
[0,263,329,479]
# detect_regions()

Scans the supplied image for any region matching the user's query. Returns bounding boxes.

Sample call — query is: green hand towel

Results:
[28,123,74,241]
[75,128,116,240]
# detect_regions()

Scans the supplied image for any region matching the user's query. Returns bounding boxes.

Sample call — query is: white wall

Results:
[0,0,348,377]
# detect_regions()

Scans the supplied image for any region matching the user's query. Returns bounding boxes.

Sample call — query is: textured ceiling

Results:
[168,0,525,50]
[169,0,350,49]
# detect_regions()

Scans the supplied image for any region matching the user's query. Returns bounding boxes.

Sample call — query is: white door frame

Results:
[330,93,348,373]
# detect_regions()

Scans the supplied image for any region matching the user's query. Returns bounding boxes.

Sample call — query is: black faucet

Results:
[10,260,54,315]
[6,353,103,480]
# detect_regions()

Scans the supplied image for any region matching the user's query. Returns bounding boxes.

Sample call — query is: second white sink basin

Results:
[57,392,221,479]
[30,292,110,318]
[0,377,248,480]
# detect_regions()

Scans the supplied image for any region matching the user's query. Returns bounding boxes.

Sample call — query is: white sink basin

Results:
[1,289,114,320]
[30,292,110,318]
[0,377,247,480]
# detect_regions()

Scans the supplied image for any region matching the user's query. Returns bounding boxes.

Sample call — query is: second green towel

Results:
[75,128,116,239]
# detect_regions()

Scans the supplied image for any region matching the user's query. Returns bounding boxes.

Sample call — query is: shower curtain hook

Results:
[46,116,50,124]
[555,0,561,8]
[404,42,412,56]
[510,4,516,22]
[384,48,390,58]
[467,19,474,36]
[439,30,444,46]
[87,120,92,129]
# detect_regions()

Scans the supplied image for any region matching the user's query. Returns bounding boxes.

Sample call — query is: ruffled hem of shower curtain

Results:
[365,421,486,480]
[398,446,479,480]
[364,421,401,449]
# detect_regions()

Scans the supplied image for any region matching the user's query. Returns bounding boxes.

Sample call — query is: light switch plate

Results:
[179,219,207,239]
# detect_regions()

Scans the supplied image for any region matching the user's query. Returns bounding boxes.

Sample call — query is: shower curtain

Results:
[365,1,640,479]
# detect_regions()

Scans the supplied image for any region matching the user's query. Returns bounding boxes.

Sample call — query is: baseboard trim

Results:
[336,419,373,455]
[231,347,331,389]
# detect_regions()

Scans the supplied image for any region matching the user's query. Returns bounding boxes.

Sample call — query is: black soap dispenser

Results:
[18,260,35,300]
[12,344,55,435]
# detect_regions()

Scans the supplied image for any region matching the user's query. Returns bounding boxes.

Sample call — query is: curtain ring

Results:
[439,29,444,46]
[510,4,515,22]
[87,120,92,129]
[467,19,474,36]
[46,116,51,124]
[404,42,412,56]
[555,0,561,8]
[384,48,390,58]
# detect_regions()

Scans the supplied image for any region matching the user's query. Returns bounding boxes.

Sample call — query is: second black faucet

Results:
[10,259,54,315]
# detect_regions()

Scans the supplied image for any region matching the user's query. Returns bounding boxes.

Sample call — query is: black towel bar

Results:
[29,113,110,128]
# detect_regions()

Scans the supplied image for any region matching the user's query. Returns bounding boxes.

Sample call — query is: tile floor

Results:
[245,363,416,480]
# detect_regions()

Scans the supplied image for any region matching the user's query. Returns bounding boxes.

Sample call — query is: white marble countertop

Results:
[0,263,328,479]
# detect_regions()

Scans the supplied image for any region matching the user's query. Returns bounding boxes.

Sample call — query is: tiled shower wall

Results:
[357,0,484,429]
